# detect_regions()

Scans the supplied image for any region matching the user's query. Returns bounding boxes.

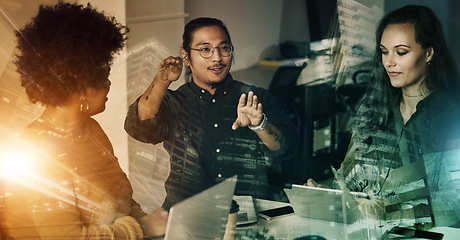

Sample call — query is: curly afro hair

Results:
[15,1,128,106]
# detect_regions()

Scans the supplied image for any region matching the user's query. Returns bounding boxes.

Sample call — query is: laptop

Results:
[164,175,237,240]
[284,184,374,224]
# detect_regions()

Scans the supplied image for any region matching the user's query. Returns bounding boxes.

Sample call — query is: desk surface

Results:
[235,199,460,240]
[235,199,348,240]
[151,198,459,240]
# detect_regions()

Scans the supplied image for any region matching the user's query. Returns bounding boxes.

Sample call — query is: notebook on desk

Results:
[164,175,237,240]
[284,184,372,224]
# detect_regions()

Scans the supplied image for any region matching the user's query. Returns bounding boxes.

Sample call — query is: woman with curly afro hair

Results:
[1,1,167,239]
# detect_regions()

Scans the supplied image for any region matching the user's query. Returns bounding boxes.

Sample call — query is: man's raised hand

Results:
[158,56,183,82]
[232,91,263,130]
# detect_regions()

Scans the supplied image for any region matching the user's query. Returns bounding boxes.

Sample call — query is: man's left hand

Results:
[232,91,263,130]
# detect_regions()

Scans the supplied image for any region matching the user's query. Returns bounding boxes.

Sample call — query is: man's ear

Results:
[181,48,190,66]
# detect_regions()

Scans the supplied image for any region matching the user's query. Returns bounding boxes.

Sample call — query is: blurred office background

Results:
[0,0,459,212]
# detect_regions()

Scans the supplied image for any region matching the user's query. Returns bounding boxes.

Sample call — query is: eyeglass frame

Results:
[188,43,234,59]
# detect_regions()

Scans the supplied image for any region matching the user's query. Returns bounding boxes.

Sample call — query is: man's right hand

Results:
[138,56,183,121]
[158,56,183,82]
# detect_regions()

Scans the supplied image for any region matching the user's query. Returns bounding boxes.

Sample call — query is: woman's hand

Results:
[157,56,183,82]
[304,178,330,189]
[138,207,169,237]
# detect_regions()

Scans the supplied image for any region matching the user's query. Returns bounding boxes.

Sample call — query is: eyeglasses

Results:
[189,43,233,59]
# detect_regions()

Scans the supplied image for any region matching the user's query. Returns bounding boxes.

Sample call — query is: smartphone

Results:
[388,227,444,240]
[257,205,294,220]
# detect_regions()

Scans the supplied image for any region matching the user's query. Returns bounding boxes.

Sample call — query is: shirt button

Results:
[217,173,222,178]
[214,123,218,128]
[201,89,205,93]
[224,91,227,95]
[212,99,216,103]
[199,96,203,99]
[216,148,221,153]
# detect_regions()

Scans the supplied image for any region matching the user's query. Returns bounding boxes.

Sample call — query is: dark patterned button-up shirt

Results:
[125,74,298,210]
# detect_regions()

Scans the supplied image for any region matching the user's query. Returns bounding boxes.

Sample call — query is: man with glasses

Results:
[125,17,298,237]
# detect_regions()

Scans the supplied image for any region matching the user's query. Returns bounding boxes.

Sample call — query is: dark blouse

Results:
[340,91,460,228]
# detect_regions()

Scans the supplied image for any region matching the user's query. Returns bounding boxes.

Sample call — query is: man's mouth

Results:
[209,65,225,73]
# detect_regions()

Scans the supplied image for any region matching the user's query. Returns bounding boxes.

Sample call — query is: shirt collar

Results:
[189,74,234,99]
[391,90,441,111]
[392,90,445,124]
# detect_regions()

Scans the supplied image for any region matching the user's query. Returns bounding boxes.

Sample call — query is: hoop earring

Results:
[80,96,90,114]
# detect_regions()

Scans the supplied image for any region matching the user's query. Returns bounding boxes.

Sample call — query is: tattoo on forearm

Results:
[267,126,280,143]
[145,83,154,100]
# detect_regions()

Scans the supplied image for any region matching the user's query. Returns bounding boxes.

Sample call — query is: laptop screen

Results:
[164,175,237,240]
[284,184,370,224]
